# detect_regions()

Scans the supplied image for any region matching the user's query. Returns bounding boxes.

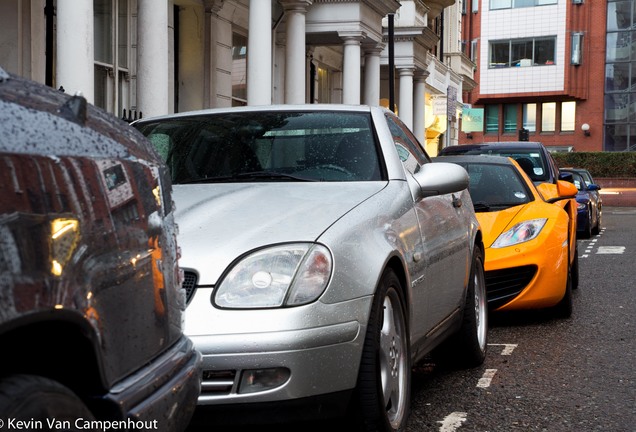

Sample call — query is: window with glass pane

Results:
[606,63,630,92]
[232,33,247,105]
[561,101,576,132]
[471,40,478,63]
[93,0,131,115]
[606,32,631,62]
[486,105,499,133]
[94,0,113,64]
[514,0,535,8]
[491,0,511,9]
[605,93,630,122]
[118,0,128,68]
[607,1,633,31]
[523,103,537,131]
[490,41,510,67]
[511,40,533,65]
[535,37,556,64]
[604,124,629,151]
[542,102,556,132]
[504,104,517,133]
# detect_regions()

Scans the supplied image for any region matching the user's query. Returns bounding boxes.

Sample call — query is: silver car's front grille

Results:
[182,270,198,304]
[201,370,237,395]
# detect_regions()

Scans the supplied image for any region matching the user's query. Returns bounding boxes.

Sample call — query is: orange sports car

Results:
[434,155,579,317]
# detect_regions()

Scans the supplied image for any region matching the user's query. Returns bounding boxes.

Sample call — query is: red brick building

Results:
[458,0,624,152]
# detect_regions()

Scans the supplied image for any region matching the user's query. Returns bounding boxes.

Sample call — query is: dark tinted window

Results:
[135,111,382,183]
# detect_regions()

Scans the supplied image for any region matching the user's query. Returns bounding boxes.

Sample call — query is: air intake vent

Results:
[182,270,198,304]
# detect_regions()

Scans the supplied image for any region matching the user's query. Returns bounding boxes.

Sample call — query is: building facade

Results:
[0,0,477,156]
[459,0,622,152]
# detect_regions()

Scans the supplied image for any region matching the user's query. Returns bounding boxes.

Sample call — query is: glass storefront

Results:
[605,0,636,150]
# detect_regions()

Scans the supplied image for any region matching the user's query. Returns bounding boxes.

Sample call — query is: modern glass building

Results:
[605,0,636,151]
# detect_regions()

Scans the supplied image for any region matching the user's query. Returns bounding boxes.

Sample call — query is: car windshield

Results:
[442,147,549,183]
[569,172,585,190]
[459,162,533,212]
[135,111,382,183]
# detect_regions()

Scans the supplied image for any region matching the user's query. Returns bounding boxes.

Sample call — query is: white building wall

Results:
[480,1,567,95]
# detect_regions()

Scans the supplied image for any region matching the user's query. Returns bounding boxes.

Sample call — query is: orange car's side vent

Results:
[485,265,537,309]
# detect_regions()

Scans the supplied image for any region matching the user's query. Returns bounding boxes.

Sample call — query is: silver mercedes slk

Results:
[134,104,487,432]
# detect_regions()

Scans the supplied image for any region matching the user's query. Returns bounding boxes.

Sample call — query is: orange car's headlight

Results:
[491,218,548,249]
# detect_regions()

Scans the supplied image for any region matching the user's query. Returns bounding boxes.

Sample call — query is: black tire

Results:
[352,269,411,432]
[592,208,601,236]
[432,247,488,369]
[554,260,574,318]
[571,243,579,290]
[0,374,95,431]
[580,206,592,239]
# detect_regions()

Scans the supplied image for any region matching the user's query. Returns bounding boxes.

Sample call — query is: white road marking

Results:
[438,412,468,432]
[597,246,625,254]
[477,369,498,388]
[488,343,518,355]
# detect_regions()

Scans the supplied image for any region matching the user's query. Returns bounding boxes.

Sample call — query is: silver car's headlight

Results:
[491,218,547,249]
[214,243,332,309]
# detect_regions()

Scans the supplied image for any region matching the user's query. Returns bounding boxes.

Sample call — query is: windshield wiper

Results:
[472,202,491,212]
[177,171,316,184]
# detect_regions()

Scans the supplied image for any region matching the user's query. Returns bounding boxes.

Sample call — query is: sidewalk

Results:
[599,188,636,207]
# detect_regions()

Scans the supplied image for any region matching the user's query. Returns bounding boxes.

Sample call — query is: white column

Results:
[56,0,94,102]
[363,44,383,106]
[247,0,271,105]
[281,1,312,104]
[138,0,169,118]
[398,67,415,130]
[413,71,428,145]
[340,32,363,105]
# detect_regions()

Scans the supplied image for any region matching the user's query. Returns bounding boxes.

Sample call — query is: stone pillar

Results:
[56,0,94,102]
[413,71,429,145]
[138,0,169,117]
[398,67,415,130]
[363,44,383,106]
[247,0,271,105]
[280,0,312,104]
[340,32,363,105]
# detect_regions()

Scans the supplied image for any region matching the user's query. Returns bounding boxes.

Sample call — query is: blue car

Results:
[561,168,602,238]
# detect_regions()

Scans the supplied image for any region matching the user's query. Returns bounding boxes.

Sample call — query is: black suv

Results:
[0,68,200,431]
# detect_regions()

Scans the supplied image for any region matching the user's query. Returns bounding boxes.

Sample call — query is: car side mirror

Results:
[537,180,578,203]
[559,171,574,183]
[588,184,601,191]
[557,179,578,197]
[414,162,469,199]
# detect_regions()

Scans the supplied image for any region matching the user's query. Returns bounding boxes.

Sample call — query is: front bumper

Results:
[185,287,372,406]
[484,238,568,311]
[104,336,202,432]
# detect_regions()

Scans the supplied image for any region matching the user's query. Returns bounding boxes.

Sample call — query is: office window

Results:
[490,0,556,10]
[471,40,479,64]
[606,63,630,92]
[485,105,499,133]
[523,103,537,132]
[561,101,576,132]
[542,102,556,132]
[472,0,479,13]
[489,37,556,68]
[571,33,583,65]
[504,104,518,133]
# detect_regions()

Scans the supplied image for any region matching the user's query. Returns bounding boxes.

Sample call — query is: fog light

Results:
[238,367,290,394]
